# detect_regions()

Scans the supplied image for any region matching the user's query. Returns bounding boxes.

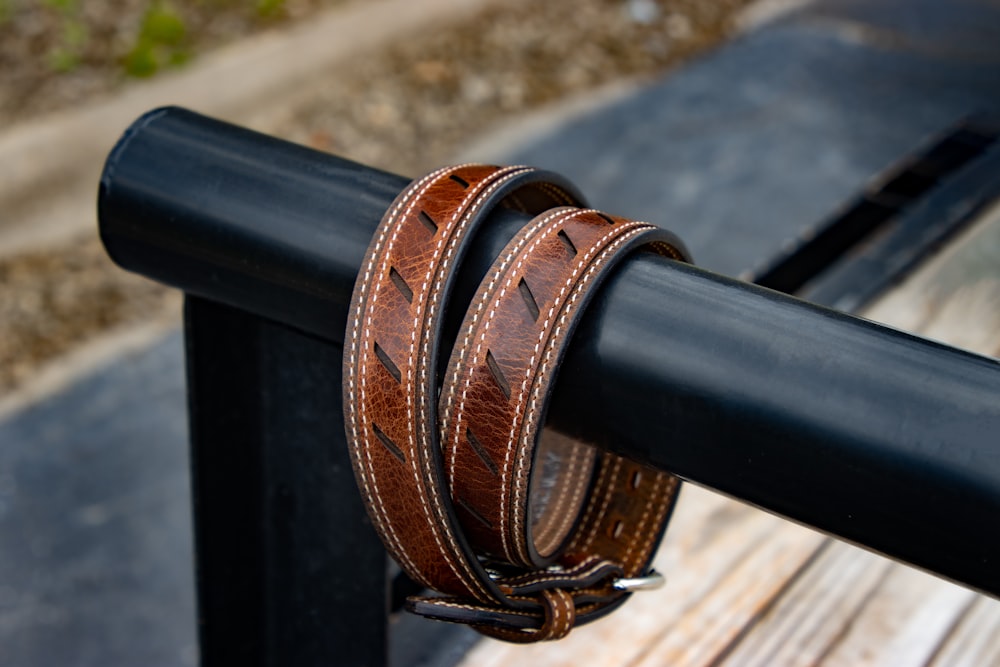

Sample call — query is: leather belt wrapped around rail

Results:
[343,163,691,642]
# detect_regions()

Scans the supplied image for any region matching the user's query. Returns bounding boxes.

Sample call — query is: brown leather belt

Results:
[343,164,690,642]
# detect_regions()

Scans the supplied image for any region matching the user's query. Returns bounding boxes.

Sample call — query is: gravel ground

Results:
[0,0,752,393]
[271,0,752,175]
[0,0,350,126]
[0,237,181,391]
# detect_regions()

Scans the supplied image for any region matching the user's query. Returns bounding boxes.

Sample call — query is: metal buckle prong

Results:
[612,570,665,592]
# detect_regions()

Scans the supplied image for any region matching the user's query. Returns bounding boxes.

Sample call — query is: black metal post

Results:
[184,296,388,666]
[99,108,1000,609]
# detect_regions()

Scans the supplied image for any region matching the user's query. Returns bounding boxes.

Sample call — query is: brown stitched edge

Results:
[347,164,463,585]
[510,223,657,564]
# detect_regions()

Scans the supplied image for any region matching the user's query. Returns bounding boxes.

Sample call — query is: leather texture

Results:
[344,165,584,602]
[344,164,690,642]
[440,208,686,569]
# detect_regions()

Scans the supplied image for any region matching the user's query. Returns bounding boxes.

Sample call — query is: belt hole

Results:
[631,470,643,490]
[557,229,577,256]
[485,349,512,400]
[389,267,413,303]
[373,341,402,383]
[610,519,625,540]
[597,212,616,225]
[456,496,493,528]
[372,422,406,464]
[518,278,540,322]
[466,427,499,476]
[418,210,438,234]
[449,174,470,188]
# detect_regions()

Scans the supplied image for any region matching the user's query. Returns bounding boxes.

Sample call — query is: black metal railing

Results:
[99,107,1000,667]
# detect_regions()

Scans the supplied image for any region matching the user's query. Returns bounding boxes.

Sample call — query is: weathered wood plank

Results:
[716,542,893,666]
[927,596,1000,667]
[817,567,977,667]
[628,521,825,667]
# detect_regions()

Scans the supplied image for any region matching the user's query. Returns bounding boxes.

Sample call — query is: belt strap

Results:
[344,165,690,642]
[344,164,584,601]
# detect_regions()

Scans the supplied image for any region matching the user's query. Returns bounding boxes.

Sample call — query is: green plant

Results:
[123,2,190,78]
[43,0,89,73]
[43,0,76,11]
[256,0,285,19]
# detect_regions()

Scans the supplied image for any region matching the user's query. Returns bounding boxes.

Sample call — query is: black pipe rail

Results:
[99,109,1000,631]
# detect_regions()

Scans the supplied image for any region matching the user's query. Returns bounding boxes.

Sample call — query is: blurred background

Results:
[0,0,750,397]
[0,1,756,663]
[2,0,1000,665]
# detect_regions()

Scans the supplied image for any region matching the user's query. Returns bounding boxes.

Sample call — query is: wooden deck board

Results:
[817,566,977,667]
[717,541,893,667]
[927,596,1000,666]
[457,202,1000,665]
[631,515,823,667]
